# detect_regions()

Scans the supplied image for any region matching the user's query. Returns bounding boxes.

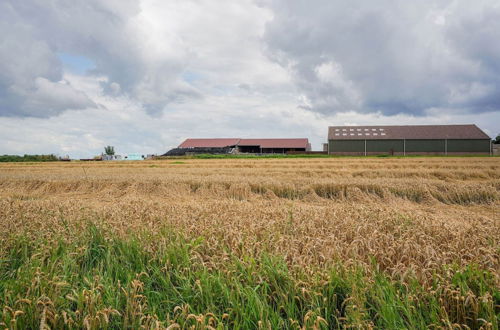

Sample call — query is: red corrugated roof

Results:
[328,125,490,140]
[178,138,310,149]
[238,139,310,148]
[179,138,241,148]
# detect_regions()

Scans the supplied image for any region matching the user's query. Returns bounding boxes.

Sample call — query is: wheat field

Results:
[0,157,499,329]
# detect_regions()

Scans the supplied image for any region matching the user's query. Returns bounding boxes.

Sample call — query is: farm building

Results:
[124,153,145,160]
[167,138,311,155]
[328,124,491,155]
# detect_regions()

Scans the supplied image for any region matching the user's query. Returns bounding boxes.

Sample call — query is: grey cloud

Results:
[1,0,200,118]
[0,1,97,117]
[237,83,252,91]
[0,77,96,117]
[444,4,500,112]
[447,6,500,73]
[262,0,500,116]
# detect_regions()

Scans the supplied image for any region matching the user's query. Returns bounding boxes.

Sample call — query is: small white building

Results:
[123,153,145,160]
[102,154,122,161]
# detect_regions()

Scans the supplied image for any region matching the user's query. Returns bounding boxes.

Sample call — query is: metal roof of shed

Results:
[178,138,310,149]
[179,138,241,148]
[328,125,490,140]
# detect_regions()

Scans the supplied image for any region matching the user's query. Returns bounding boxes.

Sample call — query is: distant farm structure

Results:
[101,153,145,161]
[165,138,311,156]
[327,124,492,156]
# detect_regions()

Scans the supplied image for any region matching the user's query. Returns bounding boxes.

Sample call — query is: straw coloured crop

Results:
[0,157,498,329]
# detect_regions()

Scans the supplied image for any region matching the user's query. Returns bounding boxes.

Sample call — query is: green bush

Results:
[0,154,59,162]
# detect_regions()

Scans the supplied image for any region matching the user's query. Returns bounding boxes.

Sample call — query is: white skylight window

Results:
[366,133,370,135]
[358,133,362,136]
[342,129,347,131]
[364,129,369,131]
[357,128,361,131]
[381,133,386,136]
[342,133,347,136]
[350,133,355,135]
[350,129,354,131]
[373,133,378,136]
[379,128,384,131]
[372,128,377,131]
[335,129,340,131]
[335,133,340,136]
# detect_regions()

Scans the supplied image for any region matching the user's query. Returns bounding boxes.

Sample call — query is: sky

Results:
[1,0,499,158]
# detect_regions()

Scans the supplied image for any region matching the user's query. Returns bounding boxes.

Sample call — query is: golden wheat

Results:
[1,158,498,282]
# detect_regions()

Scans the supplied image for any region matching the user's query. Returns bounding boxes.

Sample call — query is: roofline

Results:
[327,138,491,140]
[328,124,479,128]
[181,138,240,140]
[239,138,309,140]
[181,138,309,140]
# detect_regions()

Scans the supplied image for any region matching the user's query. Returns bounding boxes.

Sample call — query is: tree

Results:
[493,135,500,144]
[104,146,115,155]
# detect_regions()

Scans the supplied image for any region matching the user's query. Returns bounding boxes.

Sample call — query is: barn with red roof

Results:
[175,138,311,154]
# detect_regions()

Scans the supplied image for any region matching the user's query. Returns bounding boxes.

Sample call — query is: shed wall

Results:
[329,140,364,152]
[328,139,491,154]
[446,139,490,152]
[366,139,404,153]
[405,139,445,152]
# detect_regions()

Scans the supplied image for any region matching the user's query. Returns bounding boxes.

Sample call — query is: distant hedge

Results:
[0,154,59,162]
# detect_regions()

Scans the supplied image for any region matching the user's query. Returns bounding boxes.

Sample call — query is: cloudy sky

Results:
[1,0,499,157]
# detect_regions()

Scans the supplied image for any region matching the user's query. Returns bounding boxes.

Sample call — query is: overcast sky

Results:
[1,0,499,157]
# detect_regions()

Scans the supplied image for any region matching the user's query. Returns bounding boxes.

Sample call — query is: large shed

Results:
[177,138,311,154]
[328,124,491,155]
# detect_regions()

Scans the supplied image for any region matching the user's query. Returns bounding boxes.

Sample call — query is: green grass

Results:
[1,224,498,329]
[193,153,331,159]
[154,153,500,160]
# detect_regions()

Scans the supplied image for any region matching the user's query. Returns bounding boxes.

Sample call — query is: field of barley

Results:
[0,157,499,329]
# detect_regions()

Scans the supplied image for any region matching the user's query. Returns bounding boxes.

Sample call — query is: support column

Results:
[364,140,367,156]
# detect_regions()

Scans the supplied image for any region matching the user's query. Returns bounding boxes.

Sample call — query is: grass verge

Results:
[1,224,498,329]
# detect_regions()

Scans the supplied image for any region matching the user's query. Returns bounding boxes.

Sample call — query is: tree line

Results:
[0,154,60,162]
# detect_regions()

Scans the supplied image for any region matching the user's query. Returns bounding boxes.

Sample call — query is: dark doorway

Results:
[239,145,261,153]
